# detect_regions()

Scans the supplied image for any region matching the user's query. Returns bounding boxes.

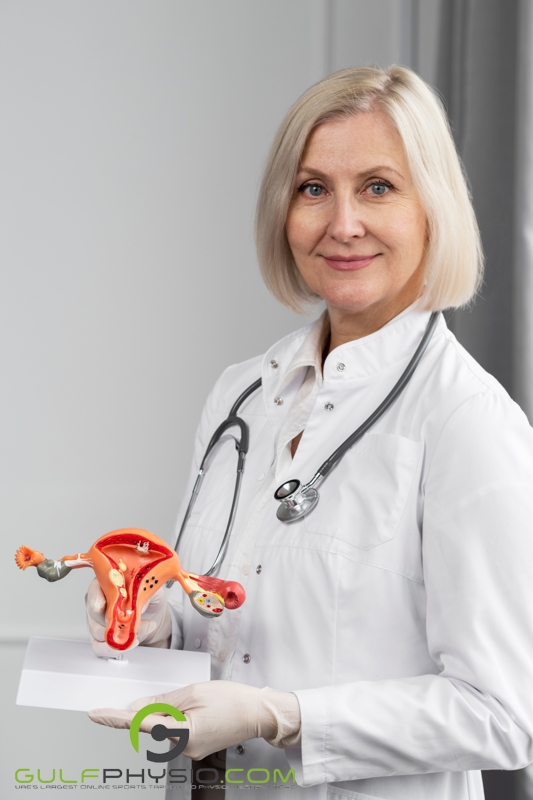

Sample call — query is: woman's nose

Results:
[326,196,366,242]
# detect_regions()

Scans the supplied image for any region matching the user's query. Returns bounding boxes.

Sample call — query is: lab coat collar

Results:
[263,302,437,385]
[322,301,435,382]
[260,302,442,437]
[277,310,329,395]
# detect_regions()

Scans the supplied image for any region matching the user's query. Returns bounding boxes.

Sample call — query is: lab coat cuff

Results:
[290,688,329,786]
[284,746,304,784]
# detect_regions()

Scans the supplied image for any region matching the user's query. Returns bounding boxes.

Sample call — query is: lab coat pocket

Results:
[304,433,422,550]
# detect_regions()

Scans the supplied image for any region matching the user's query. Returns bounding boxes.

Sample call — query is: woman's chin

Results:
[323,291,390,318]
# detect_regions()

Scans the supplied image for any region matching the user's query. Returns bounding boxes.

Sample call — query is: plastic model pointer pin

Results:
[15,528,245,651]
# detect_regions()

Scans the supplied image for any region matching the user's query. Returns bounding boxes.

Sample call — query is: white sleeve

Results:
[287,391,533,785]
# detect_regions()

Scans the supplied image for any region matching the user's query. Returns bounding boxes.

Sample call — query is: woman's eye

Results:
[367,182,391,196]
[299,182,324,198]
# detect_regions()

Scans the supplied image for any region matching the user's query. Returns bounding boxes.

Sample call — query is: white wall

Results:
[0,1,441,795]
[0,0,325,645]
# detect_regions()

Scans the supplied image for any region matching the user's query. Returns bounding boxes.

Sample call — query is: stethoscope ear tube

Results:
[168,377,262,582]
[202,416,250,464]
[275,311,441,522]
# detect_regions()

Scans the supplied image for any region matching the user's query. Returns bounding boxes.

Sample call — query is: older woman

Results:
[88,66,533,799]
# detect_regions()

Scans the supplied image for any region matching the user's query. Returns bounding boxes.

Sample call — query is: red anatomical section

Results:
[90,530,178,650]
[15,527,246,652]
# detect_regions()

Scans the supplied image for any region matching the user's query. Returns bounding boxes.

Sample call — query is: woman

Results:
[87,66,533,799]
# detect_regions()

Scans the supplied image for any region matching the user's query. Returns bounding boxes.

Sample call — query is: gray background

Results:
[1,0,493,795]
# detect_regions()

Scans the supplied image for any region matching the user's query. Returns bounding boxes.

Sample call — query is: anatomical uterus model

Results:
[15,528,245,651]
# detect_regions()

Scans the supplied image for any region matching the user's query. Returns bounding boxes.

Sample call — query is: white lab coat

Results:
[166,308,533,800]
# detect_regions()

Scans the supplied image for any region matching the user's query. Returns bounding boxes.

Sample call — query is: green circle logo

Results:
[130,703,189,763]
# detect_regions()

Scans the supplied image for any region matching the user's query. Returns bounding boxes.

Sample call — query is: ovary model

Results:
[15,528,245,651]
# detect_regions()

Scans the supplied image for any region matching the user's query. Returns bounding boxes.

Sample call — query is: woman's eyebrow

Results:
[297,164,405,180]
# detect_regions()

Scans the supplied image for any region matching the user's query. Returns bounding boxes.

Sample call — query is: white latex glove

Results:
[85,576,172,658]
[88,680,301,760]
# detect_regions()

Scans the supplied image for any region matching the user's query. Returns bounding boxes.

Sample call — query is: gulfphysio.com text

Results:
[14,766,297,789]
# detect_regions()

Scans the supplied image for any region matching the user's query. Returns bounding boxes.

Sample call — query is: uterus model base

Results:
[15,528,245,651]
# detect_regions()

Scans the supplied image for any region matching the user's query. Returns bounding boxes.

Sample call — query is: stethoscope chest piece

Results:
[272,311,440,525]
[274,479,319,522]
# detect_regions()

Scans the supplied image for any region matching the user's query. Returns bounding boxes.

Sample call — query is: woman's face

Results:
[285,110,428,336]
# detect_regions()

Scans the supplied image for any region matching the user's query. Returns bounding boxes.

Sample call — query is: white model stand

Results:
[16,636,211,712]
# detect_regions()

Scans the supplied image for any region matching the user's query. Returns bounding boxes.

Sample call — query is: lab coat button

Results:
[270,360,278,368]
[274,397,283,405]
[194,638,201,649]
[236,745,245,755]
[242,653,251,663]
[241,564,250,575]
[219,650,227,661]
[336,362,345,371]
[256,564,262,574]
[324,402,334,411]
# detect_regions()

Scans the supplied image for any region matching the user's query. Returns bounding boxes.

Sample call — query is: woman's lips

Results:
[322,254,378,270]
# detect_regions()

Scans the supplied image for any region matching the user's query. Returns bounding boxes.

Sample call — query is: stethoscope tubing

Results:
[167,379,262,583]
[273,310,441,520]
[168,312,440,577]
[317,310,440,480]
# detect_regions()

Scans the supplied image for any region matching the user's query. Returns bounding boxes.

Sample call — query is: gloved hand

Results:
[85,576,172,658]
[88,680,301,759]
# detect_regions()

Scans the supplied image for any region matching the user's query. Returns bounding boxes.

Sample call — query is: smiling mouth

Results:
[322,254,379,271]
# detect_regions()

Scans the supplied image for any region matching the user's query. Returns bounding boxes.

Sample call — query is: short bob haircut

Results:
[255,66,483,314]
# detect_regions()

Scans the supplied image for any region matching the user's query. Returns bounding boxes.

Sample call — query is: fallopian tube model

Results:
[15,528,245,651]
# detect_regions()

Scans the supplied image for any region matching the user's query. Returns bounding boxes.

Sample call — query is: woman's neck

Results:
[325,296,420,356]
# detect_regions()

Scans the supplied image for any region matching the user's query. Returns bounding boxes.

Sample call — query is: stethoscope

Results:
[171,311,440,577]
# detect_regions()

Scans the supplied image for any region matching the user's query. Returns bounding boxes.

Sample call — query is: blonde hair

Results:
[255,66,483,313]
